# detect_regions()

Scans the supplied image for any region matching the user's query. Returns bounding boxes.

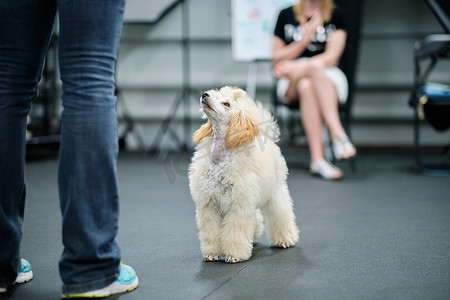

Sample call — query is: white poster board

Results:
[231,0,297,61]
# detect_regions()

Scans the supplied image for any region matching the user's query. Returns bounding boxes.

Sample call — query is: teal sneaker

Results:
[0,259,33,293]
[62,262,139,298]
[15,258,33,285]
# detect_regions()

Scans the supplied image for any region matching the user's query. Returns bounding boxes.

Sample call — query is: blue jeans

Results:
[0,0,126,294]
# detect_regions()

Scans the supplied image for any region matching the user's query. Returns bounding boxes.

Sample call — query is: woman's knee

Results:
[297,78,313,96]
[307,60,327,80]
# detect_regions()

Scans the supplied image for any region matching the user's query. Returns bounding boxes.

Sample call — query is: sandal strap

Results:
[310,158,342,179]
[333,135,356,160]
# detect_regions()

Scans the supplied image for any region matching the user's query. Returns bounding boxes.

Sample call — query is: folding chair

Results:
[409,0,450,175]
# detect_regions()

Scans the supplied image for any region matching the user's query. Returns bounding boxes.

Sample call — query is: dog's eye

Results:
[223,102,230,107]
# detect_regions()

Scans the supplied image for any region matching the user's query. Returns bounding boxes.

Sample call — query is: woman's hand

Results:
[273,59,310,80]
[273,60,295,79]
[272,13,322,65]
[301,13,323,41]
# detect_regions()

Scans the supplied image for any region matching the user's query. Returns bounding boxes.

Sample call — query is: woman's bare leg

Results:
[297,78,324,162]
[308,62,346,140]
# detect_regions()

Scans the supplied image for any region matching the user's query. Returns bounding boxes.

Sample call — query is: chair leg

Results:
[413,106,450,176]
[348,156,356,172]
[342,110,356,172]
[413,106,422,172]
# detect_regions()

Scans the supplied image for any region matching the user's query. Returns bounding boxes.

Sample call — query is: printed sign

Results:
[232,0,297,61]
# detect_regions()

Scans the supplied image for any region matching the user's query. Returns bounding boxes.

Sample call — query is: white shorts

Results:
[276,64,348,104]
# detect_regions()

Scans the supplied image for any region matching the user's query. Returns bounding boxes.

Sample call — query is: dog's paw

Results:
[271,227,299,249]
[204,254,220,262]
[225,256,240,263]
[275,241,290,248]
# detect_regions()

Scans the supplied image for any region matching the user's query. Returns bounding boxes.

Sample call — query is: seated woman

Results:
[272,0,356,180]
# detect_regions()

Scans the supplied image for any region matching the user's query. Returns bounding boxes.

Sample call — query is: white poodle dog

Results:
[188,86,299,263]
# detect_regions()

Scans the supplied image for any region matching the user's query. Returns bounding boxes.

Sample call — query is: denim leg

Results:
[0,0,56,288]
[56,0,126,294]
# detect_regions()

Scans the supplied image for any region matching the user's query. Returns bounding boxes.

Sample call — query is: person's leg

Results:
[56,0,128,294]
[308,64,356,160]
[297,78,343,179]
[0,0,56,289]
[278,61,326,161]
[278,59,344,142]
[307,62,346,140]
[297,79,324,162]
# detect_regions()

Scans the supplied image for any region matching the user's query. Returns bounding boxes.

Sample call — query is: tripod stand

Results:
[116,0,196,155]
[150,0,197,158]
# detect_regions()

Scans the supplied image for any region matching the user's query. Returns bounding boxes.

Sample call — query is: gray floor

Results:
[1,149,450,300]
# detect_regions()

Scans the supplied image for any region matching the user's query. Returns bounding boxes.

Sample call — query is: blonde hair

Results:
[293,0,336,24]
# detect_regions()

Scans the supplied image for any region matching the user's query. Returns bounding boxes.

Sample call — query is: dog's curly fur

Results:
[188,86,299,263]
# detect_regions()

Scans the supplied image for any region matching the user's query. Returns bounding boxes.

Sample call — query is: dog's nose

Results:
[202,92,210,99]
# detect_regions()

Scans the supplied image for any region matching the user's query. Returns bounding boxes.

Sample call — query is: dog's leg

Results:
[264,186,299,248]
[221,206,256,263]
[196,203,221,261]
[254,208,264,240]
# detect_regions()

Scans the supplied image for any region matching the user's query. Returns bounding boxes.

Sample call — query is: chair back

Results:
[334,0,364,112]
[425,0,450,34]
[333,0,364,128]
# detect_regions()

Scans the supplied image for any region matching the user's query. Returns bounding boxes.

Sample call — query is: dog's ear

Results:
[232,88,246,100]
[193,120,213,143]
[226,111,259,148]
